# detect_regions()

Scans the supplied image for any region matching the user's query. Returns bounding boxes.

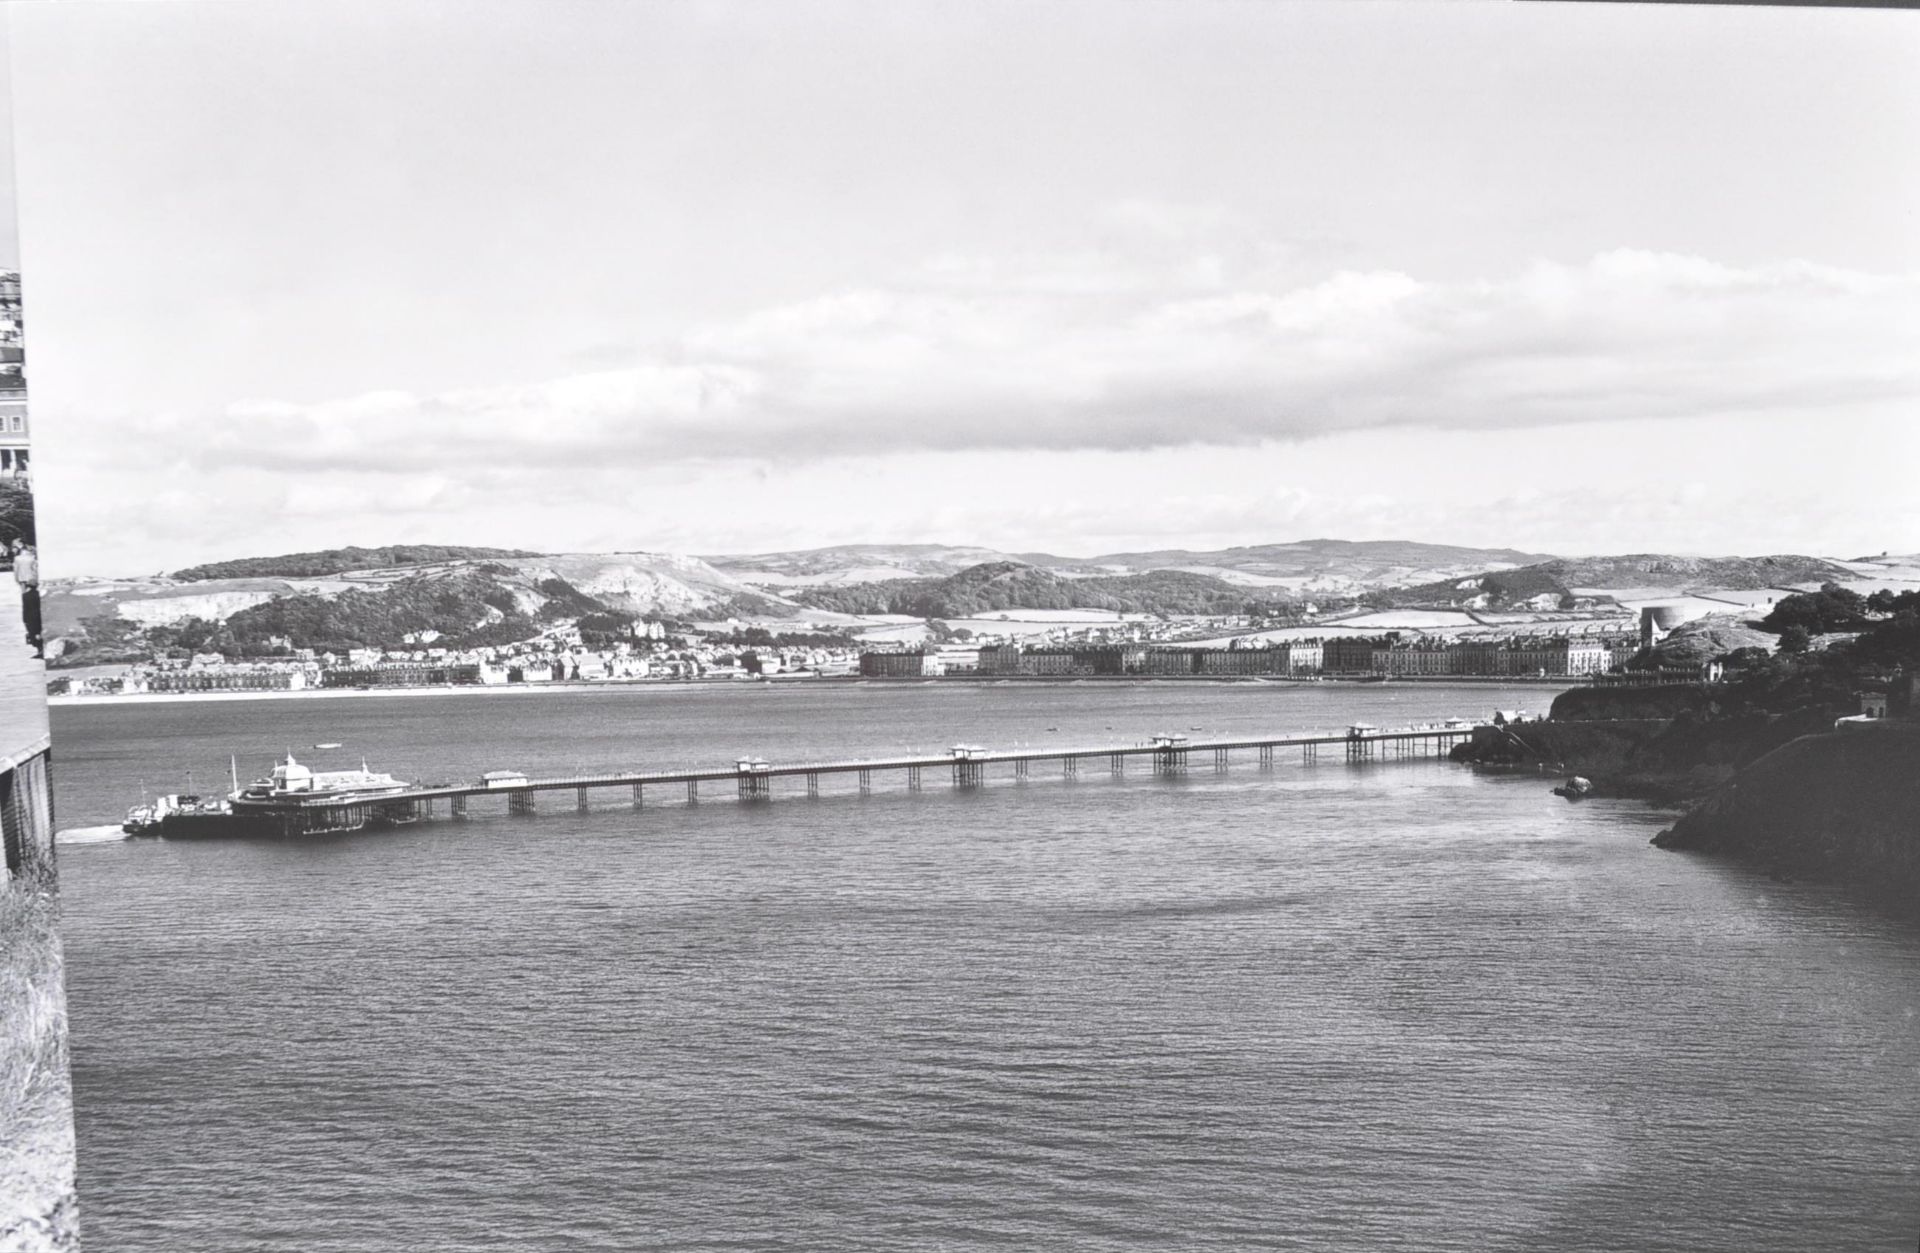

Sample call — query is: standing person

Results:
[12,539,40,659]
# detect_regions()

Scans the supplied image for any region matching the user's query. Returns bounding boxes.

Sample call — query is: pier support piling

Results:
[577,786,590,815]
[632,783,643,810]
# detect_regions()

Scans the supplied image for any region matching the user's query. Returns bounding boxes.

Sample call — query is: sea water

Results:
[48,683,1920,1250]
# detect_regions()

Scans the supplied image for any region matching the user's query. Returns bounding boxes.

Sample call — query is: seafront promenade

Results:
[46,670,1582,708]
[0,581,46,744]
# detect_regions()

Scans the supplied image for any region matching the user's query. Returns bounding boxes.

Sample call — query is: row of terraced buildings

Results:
[860,633,1639,679]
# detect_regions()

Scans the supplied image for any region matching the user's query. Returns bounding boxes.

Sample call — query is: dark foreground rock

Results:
[1451,685,1839,801]
[1450,684,1920,897]
[1651,726,1920,897]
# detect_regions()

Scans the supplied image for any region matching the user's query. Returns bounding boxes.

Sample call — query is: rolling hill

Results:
[44,550,795,665]
[1382,554,1860,610]
[709,538,1553,592]
[787,561,1293,618]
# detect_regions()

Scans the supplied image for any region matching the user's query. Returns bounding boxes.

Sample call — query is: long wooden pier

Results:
[265,723,1484,833]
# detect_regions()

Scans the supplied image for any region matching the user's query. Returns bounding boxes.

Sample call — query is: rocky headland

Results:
[1454,681,1920,899]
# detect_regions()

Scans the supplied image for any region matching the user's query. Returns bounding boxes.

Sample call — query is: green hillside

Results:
[173,545,543,581]
[1386,553,1859,609]
[790,561,1294,618]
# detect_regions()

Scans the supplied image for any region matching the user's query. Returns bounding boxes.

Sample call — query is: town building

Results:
[859,650,944,678]
[1077,645,1149,675]
[1373,641,1452,676]
[976,645,1022,675]
[0,270,22,482]
[319,662,482,688]
[1197,647,1290,676]
[1322,636,1384,675]
[145,664,316,693]
[1142,648,1202,676]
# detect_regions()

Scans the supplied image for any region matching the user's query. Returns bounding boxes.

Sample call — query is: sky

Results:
[6,0,1919,577]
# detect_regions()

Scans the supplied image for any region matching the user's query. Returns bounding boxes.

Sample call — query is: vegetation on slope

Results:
[172,545,543,581]
[1388,554,1859,610]
[215,571,562,652]
[1383,566,1576,610]
[0,856,77,1252]
[788,561,1295,618]
[0,480,33,551]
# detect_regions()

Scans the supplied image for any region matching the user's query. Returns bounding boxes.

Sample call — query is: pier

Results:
[250,723,1484,835]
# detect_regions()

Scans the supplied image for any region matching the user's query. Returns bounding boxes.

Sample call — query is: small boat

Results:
[313,742,343,750]
[123,793,229,836]
[1552,776,1594,801]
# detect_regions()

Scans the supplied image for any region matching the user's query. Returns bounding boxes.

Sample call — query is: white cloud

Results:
[39,242,1920,575]
[94,245,1914,481]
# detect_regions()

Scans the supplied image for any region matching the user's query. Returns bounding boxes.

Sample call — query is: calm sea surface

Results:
[49,682,1920,1251]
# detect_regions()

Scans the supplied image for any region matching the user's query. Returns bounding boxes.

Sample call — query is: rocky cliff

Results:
[1453,683,1920,897]
[1651,726,1920,898]
[1450,685,1830,800]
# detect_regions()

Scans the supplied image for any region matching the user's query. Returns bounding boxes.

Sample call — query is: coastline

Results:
[48,672,1580,708]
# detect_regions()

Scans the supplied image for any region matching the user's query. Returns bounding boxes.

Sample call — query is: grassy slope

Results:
[0,856,78,1250]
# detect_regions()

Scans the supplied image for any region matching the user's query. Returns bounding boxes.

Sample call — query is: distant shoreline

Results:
[47,673,1576,707]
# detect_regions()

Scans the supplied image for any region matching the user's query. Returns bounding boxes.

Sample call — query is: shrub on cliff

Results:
[0,479,32,549]
[1762,583,1867,636]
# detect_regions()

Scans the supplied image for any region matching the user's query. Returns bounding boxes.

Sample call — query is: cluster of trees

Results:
[56,612,287,666]
[576,610,640,647]
[1761,582,1872,640]
[535,576,611,621]
[218,571,543,652]
[709,626,854,649]
[1383,567,1572,610]
[1716,588,1920,716]
[172,546,541,582]
[790,562,1293,619]
[0,479,33,550]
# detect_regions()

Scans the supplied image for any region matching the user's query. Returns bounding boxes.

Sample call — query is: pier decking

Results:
[257,723,1485,833]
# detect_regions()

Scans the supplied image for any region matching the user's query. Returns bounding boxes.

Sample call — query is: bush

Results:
[0,480,33,550]
[1762,583,1867,635]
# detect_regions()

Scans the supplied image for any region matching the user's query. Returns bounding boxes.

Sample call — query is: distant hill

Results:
[711,538,1553,592]
[174,545,544,581]
[703,544,1036,586]
[1539,554,1858,591]
[1384,553,1860,610]
[1044,539,1552,580]
[47,549,795,664]
[788,561,1292,618]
